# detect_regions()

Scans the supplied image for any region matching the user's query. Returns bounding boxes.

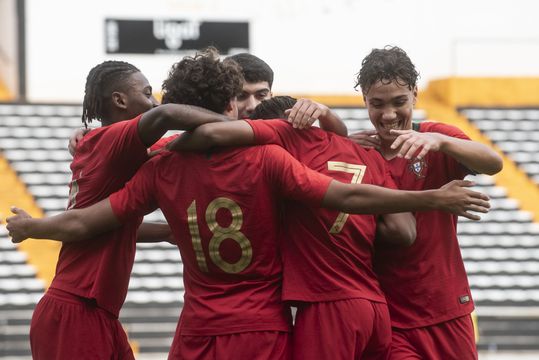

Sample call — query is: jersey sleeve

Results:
[246,119,302,157]
[109,158,160,223]
[94,115,149,171]
[262,144,332,207]
[420,121,473,178]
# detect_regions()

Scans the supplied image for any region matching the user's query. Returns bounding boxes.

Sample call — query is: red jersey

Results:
[247,119,396,304]
[109,145,332,336]
[50,116,148,318]
[373,121,474,329]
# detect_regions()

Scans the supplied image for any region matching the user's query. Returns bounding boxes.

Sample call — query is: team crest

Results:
[408,159,427,179]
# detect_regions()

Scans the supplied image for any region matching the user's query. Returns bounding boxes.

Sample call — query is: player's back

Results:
[248,119,395,304]
[122,144,329,336]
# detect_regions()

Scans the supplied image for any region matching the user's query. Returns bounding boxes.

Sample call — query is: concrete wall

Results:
[25,0,539,102]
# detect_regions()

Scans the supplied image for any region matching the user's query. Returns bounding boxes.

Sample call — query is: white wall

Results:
[0,0,19,96]
[26,0,539,102]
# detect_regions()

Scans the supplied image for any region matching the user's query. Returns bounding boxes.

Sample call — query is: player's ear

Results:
[412,86,418,107]
[223,98,238,119]
[111,91,128,110]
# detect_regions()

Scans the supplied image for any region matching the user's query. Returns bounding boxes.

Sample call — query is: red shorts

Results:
[168,331,291,360]
[391,314,477,360]
[30,288,134,360]
[293,298,392,360]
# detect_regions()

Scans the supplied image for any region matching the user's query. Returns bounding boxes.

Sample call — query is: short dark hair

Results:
[354,46,419,94]
[250,96,297,120]
[82,60,140,127]
[227,53,274,88]
[161,47,244,114]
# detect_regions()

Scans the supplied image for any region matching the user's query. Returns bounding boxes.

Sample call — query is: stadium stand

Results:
[0,101,538,356]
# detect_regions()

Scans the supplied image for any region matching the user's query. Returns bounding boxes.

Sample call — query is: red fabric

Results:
[50,116,147,318]
[109,145,332,336]
[149,133,180,152]
[30,289,134,360]
[168,331,291,360]
[390,314,477,360]
[247,119,394,304]
[293,298,392,360]
[374,121,474,328]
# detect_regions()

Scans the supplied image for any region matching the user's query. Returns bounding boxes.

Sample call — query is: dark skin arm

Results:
[137,104,230,147]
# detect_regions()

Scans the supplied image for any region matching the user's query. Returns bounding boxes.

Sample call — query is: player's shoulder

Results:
[418,121,465,136]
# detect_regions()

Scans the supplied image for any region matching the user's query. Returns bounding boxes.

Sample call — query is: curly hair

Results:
[227,53,274,88]
[82,61,140,127]
[161,47,244,114]
[354,46,419,94]
[250,96,297,120]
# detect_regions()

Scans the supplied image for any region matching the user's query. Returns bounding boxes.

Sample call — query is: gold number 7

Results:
[327,161,367,234]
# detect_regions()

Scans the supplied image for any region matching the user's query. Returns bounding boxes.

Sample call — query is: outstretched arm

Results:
[167,120,256,152]
[137,104,230,147]
[286,98,348,136]
[390,129,503,175]
[6,200,120,243]
[322,179,490,220]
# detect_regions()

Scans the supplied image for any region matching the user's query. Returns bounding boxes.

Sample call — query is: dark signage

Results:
[105,19,249,54]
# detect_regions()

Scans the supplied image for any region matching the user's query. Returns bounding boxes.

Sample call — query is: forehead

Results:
[125,71,151,90]
[242,81,270,94]
[364,79,413,100]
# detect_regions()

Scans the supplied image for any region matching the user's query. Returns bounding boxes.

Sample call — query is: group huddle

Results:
[6,46,502,359]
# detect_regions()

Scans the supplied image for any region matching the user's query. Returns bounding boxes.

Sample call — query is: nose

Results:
[382,107,397,120]
[244,96,258,114]
[151,95,160,107]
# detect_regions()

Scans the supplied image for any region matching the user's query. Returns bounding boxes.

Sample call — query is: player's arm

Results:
[390,129,503,175]
[376,214,416,247]
[6,200,120,244]
[137,222,175,244]
[322,179,490,220]
[167,120,255,152]
[137,104,230,147]
[286,98,348,136]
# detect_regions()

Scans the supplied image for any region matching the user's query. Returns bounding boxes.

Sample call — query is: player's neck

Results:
[378,142,399,160]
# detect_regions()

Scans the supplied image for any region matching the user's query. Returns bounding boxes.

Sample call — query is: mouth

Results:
[380,121,401,131]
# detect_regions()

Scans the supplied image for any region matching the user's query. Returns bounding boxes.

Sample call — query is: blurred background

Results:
[1,0,539,358]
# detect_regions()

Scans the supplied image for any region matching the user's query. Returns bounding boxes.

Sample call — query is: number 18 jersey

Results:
[109,144,332,335]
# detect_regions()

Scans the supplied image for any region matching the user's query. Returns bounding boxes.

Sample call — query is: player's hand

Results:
[285,98,329,130]
[5,206,32,243]
[389,129,444,160]
[437,180,490,220]
[68,128,91,156]
[349,130,381,150]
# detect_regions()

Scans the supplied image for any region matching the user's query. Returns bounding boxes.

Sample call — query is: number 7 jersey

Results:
[246,119,397,305]
[109,144,332,336]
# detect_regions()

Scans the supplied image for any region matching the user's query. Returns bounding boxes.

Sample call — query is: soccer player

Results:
[160,96,491,359]
[352,46,503,359]
[6,49,490,360]
[23,60,229,360]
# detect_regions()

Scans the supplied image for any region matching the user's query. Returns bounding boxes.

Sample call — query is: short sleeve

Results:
[109,158,160,222]
[246,119,300,155]
[262,145,332,206]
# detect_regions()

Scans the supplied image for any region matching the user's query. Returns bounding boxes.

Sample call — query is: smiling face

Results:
[363,79,417,143]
